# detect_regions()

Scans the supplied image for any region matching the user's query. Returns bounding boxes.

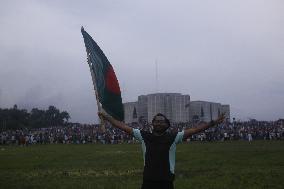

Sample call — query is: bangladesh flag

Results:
[81,27,124,121]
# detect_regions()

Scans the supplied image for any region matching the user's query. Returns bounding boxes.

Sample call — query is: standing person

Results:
[99,112,225,189]
[248,133,253,142]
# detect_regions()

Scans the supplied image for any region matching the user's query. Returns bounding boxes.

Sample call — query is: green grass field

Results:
[0,141,283,189]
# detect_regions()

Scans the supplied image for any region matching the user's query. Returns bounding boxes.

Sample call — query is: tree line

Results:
[0,105,70,130]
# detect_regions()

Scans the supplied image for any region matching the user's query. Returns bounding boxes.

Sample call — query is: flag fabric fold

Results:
[81,27,124,121]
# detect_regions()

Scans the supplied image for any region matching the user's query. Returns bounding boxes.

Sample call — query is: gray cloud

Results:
[0,0,283,122]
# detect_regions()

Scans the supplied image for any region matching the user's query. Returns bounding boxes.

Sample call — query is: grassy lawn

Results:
[0,141,283,189]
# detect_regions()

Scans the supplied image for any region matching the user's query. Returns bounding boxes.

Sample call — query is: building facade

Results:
[189,101,230,123]
[124,93,190,123]
[221,105,230,122]
[123,94,230,124]
[123,102,138,124]
[137,95,148,123]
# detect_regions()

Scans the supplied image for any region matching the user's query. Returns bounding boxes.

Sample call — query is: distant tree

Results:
[45,106,60,126]
[0,108,8,131]
[60,111,70,125]
[0,105,71,130]
[13,104,18,110]
[29,108,47,128]
[0,105,29,130]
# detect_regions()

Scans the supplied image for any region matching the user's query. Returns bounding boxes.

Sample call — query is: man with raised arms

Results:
[99,112,225,189]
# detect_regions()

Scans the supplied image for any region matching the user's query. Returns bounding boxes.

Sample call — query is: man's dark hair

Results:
[152,113,171,127]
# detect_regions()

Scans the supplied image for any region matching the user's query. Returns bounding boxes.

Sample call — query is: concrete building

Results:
[170,94,190,123]
[140,93,190,123]
[147,93,167,122]
[146,93,190,123]
[221,105,230,122]
[123,94,230,124]
[189,101,211,122]
[123,102,138,123]
[210,102,222,121]
[137,95,148,123]
[189,101,230,122]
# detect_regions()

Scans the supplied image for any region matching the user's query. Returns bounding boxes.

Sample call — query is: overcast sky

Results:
[0,0,283,123]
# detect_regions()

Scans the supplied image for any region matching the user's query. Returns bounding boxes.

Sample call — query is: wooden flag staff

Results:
[86,52,106,133]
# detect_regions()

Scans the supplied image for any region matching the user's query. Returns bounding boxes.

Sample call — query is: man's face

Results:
[152,116,169,133]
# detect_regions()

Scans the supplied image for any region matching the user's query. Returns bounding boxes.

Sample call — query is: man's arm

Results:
[183,114,225,139]
[98,112,133,135]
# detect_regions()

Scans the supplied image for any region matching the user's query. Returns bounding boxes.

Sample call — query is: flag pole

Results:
[87,55,106,132]
[86,49,106,133]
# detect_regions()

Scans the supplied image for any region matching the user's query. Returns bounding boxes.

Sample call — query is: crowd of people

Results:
[0,120,283,145]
